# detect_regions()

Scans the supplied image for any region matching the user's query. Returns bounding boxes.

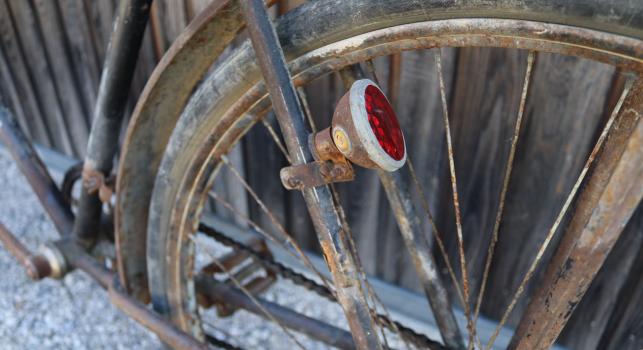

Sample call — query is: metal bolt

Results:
[333,127,351,153]
[287,178,302,189]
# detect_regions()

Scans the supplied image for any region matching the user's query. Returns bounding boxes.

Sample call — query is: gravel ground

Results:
[0,151,160,349]
[0,150,363,349]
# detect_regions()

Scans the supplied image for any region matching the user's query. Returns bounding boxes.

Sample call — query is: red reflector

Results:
[364,85,405,160]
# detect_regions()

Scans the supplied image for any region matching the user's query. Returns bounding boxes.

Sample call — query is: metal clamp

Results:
[280,127,355,190]
[280,160,354,190]
[82,167,116,203]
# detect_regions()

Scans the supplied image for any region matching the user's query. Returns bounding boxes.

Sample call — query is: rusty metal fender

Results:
[115,0,250,300]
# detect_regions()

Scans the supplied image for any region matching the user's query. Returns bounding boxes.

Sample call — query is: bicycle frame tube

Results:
[0,107,74,235]
[240,1,382,348]
[74,0,152,244]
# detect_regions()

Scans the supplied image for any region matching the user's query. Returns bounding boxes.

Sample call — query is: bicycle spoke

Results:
[358,59,467,349]
[388,54,402,109]
[407,158,465,306]
[434,49,475,347]
[473,51,536,327]
[365,59,380,85]
[192,235,307,350]
[212,158,334,292]
[261,117,292,164]
[484,74,635,350]
[209,192,301,265]
[297,87,318,133]
[509,76,642,349]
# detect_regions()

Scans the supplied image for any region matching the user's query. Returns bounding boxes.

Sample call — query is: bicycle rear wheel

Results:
[126,0,643,348]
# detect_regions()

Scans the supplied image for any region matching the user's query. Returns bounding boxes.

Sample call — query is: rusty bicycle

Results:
[0,0,641,349]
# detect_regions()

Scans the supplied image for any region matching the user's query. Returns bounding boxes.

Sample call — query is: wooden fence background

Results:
[0,1,641,349]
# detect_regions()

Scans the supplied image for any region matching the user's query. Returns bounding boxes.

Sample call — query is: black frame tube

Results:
[379,168,465,349]
[240,1,381,349]
[74,0,152,245]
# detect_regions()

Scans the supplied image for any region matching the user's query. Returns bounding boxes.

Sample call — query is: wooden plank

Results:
[5,0,74,155]
[0,38,31,141]
[435,47,529,308]
[128,21,157,108]
[154,0,187,49]
[58,0,102,122]
[31,0,91,155]
[82,0,116,65]
[0,0,53,146]
[388,48,456,289]
[479,53,614,325]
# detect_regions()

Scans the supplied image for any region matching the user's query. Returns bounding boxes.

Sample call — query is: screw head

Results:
[332,127,351,153]
[288,178,302,188]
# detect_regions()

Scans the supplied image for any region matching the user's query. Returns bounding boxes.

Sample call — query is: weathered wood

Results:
[6,0,74,155]
[436,48,529,311]
[154,0,187,50]
[83,0,116,64]
[32,0,91,155]
[480,54,614,325]
[58,0,101,123]
[1,0,52,145]
[395,49,457,289]
[128,20,157,109]
[0,36,32,141]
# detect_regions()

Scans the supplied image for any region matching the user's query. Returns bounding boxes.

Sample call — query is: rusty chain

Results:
[198,223,447,350]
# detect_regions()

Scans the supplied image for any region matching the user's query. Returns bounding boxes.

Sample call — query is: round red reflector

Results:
[364,85,405,160]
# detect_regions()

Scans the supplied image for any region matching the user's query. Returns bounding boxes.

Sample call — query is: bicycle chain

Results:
[198,224,446,350]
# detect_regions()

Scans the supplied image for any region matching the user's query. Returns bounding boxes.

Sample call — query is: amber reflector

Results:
[364,85,405,160]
